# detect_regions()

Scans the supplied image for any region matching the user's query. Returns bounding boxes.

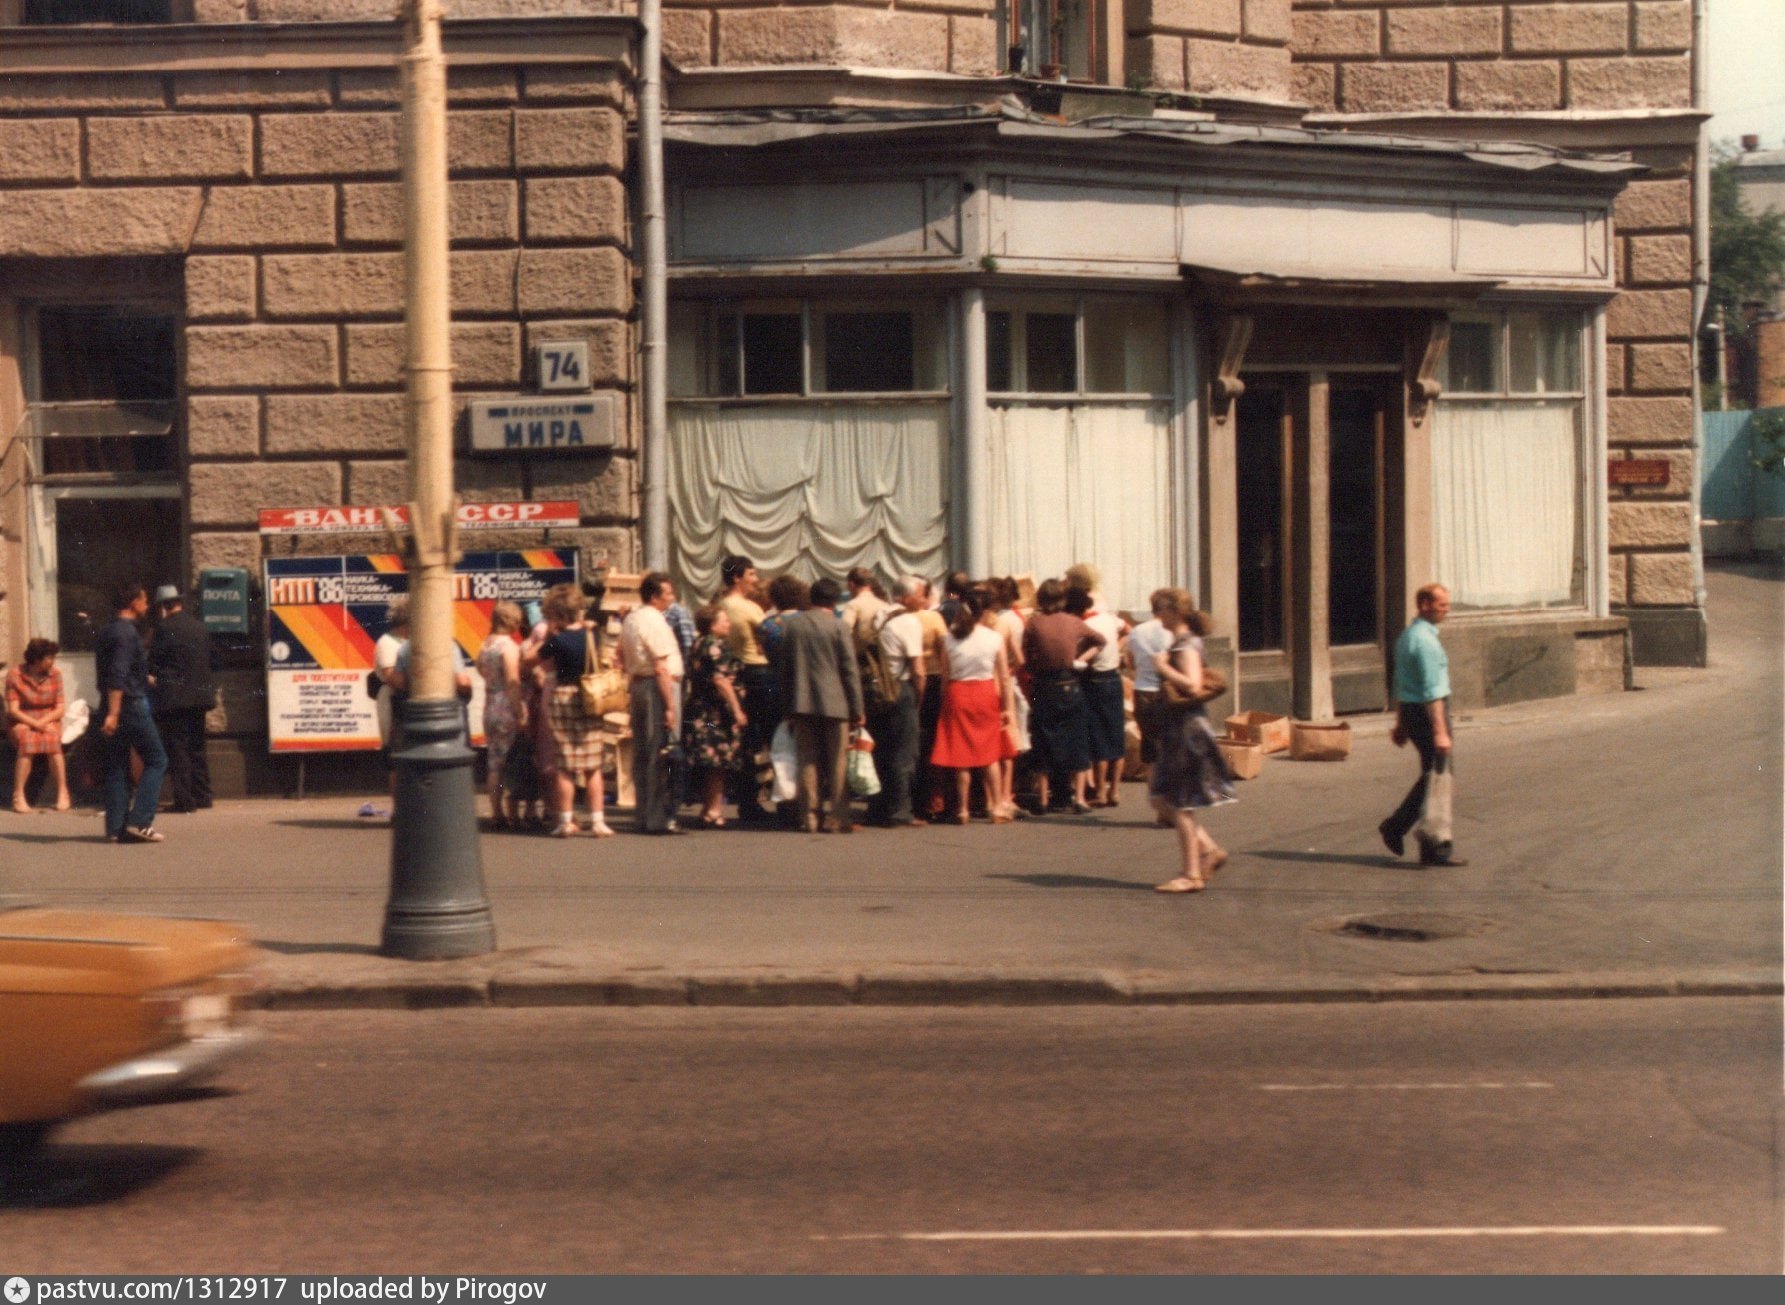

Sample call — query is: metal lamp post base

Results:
[381,696,496,959]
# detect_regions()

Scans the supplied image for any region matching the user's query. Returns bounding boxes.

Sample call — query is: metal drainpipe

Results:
[638,0,669,571]
[1688,0,1709,609]
[960,288,988,576]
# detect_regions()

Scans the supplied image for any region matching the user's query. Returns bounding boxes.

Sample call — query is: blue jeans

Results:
[104,697,168,837]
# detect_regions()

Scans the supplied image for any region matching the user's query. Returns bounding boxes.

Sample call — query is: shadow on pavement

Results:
[1248,849,1423,871]
[258,940,381,956]
[272,819,385,831]
[986,872,1156,892]
[0,1144,200,1209]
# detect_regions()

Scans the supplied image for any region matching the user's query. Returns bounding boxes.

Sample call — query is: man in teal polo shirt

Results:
[1378,583,1467,867]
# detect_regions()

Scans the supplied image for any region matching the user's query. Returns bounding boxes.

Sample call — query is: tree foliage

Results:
[1709,141,1785,329]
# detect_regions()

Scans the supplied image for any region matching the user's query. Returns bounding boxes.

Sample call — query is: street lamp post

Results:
[381,0,496,960]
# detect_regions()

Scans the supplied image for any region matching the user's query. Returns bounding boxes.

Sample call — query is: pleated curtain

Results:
[668,401,950,603]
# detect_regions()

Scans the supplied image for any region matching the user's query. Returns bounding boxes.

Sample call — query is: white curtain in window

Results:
[985,401,1175,614]
[1432,401,1578,608]
[668,401,950,602]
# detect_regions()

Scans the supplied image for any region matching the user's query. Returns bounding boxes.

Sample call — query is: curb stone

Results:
[255,963,1782,1011]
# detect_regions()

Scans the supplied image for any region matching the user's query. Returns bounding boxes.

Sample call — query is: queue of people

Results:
[470,558,1240,890]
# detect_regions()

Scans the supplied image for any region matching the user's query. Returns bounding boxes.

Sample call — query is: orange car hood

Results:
[0,908,258,997]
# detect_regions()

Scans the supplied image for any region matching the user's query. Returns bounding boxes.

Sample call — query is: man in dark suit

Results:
[147,584,217,813]
[773,577,864,834]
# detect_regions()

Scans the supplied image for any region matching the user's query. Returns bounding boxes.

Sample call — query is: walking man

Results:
[1379,583,1467,867]
[775,577,865,833]
[96,581,169,844]
[147,584,216,813]
[622,571,686,834]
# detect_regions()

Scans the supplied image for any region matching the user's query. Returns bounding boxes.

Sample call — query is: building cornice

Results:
[1304,109,1708,151]
[0,17,635,75]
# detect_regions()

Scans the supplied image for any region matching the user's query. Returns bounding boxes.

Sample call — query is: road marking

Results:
[1258,1080,1555,1092]
[816,1225,1725,1243]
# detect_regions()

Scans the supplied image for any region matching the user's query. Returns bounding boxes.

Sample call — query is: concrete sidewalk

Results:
[6,562,1780,1009]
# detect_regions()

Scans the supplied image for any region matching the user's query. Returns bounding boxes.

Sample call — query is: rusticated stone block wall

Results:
[1287,0,1693,114]
[0,60,639,715]
[661,2,1002,78]
[1606,154,1698,609]
[1126,0,1293,100]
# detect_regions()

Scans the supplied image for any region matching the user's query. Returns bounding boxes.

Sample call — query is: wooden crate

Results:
[1216,737,1264,780]
[1224,710,1290,755]
[1290,720,1352,761]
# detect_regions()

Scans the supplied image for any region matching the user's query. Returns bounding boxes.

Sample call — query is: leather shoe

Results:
[1378,820,1404,857]
[1419,851,1468,867]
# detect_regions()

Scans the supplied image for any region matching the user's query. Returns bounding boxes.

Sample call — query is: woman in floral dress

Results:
[7,638,72,814]
[682,604,748,827]
[477,601,526,829]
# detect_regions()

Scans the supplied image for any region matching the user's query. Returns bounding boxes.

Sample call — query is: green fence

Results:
[1701,409,1785,522]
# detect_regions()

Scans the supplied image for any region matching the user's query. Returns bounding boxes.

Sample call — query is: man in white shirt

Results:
[621,572,686,834]
[867,575,928,826]
[1124,589,1179,773]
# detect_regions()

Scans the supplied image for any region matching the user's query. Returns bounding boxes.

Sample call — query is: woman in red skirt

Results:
[931,587,1016,824]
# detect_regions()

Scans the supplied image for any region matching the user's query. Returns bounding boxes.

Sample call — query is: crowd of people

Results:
[469,557,1240,891]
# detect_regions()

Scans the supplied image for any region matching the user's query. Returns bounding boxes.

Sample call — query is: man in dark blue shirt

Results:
[95,580,169,843]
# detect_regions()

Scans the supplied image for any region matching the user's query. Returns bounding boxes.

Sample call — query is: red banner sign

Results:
[259,500,580,535]
[1607,460,1671,488]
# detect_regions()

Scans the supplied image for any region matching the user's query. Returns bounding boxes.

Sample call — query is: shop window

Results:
[1433,309,1586,611]
[680,302,945,398]
[21,0,174,20]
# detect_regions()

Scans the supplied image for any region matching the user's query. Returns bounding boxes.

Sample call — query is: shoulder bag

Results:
[578,625,629,718]
[1162,663,1227,709]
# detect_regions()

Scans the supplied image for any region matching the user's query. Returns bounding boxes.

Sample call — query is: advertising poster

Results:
[264,550,579,754]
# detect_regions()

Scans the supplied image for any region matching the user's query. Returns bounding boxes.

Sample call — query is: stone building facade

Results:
[0,0,1709,790]
[0,2,635,790]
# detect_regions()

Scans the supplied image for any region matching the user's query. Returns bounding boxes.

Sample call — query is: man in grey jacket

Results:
[773,576,865,833]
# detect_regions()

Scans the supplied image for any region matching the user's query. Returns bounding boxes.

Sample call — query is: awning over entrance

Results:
[1182,259,1506,308]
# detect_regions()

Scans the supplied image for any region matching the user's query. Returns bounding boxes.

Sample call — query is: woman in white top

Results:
[929,588,1016,823]
[987,576,1029,815]
[1074,590,1131,808]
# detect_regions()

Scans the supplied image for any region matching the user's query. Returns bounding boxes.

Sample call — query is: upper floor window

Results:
[17,1,173,20]
[1005,0,1104,82]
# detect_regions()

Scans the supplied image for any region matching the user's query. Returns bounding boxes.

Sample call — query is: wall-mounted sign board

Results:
[467,394,618,454]
[1608,459,1671,488]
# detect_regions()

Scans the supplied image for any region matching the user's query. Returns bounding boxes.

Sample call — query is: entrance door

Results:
[1234,373,1391,718]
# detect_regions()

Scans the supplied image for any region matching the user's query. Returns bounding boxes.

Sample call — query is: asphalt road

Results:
[3,998,1778,1274]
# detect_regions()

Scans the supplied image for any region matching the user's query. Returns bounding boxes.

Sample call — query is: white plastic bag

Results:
[847,730,881,797]
[768,720,799,804]
[1415,760,1453,848]
[60,698,90,746]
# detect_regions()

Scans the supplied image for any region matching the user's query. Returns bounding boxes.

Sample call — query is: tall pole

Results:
[639,0,669,570]
[382,0,495,960]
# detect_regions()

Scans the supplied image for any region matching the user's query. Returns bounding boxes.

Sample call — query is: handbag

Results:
[1162,664,1227,708]
[578,625,628,718]
[768,720,800,804]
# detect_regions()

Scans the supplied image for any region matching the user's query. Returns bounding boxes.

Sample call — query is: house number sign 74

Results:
[536,340,591,393]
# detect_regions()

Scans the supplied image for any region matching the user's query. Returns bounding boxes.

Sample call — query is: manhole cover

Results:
[1321,911,1497,942]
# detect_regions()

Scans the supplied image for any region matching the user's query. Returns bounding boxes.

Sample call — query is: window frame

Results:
[986,293,1171,401]
[1432,305,1593,616]
[673,298,950,402]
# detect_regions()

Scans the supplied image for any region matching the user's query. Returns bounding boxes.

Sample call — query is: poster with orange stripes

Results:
[264,550,578,754]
